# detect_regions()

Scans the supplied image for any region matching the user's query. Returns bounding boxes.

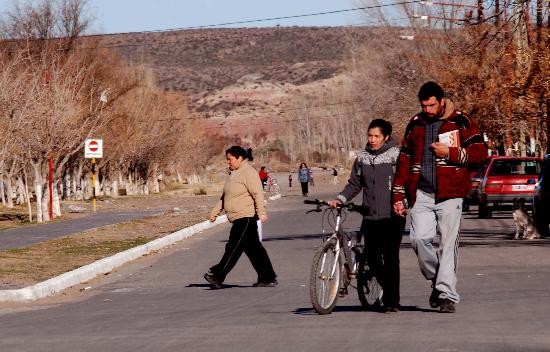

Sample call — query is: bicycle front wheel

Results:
[357,259,383,309]
[310,239,341,315]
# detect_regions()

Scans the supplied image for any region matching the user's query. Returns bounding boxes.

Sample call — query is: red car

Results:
[478,156,542,218]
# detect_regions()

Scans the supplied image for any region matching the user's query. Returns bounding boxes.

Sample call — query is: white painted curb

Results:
[0,215,228,303]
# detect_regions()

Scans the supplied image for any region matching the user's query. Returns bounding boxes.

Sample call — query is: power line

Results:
[89,0,423,36]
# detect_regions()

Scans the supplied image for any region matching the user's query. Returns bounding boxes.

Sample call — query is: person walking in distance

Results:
[204,146,277,289]
[259,166,269,191]
[288,173,292,188]
[298,162,310,196]
[328,119,405,313]
[332,167,338,185]
[392,82,487,313]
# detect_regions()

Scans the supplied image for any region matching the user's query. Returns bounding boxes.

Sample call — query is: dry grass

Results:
[0,189,220,290]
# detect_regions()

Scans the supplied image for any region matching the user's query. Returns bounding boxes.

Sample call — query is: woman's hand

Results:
[209,215,217,222]
[258,214,268,223]
[327,199,342,208]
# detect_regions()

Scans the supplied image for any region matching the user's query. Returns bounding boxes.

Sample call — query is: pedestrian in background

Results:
[288,173,292,188]
[204,146,278,289]
[259,166,269,190]
[298,162,310,196]
[328,119,404,313]
[309,169,315,186]
[332,167,338,184]
[392,81,487,313]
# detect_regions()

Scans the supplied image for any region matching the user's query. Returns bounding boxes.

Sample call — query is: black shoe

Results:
[253,279,278,287]
[338,286,348,297]
[429,287,442,308]
[439,299,456,313]
[204,272,222,289]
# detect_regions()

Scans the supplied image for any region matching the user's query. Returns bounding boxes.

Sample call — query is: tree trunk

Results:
[5,175,14,208]
[150,163,160,194]
[0,174,5,207]
[23,168,33,223]
[52,181,62,217]
[32,160,44,223]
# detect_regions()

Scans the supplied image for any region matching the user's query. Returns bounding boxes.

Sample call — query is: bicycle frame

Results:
[306,199,383,314]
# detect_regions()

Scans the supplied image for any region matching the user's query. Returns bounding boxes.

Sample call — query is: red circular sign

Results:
[88,140,98,152]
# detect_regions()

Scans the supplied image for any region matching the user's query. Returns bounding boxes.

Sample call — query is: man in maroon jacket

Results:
[392,81,487,313]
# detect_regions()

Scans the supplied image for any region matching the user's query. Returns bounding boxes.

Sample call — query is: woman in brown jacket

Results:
[204,146,277,289]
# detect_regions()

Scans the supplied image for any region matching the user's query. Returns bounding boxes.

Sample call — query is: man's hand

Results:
[393,201,407,217]
[209,215,217,222]
[430,142,450,158]
[258,214,268,223]
[327,199,342,208]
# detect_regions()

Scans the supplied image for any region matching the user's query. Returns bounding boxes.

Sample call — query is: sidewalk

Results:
[0,209,160,251]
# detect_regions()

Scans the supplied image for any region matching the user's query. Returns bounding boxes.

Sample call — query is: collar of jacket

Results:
[230,159,248,173]
[417,98,457,123]
[365,138,397,155]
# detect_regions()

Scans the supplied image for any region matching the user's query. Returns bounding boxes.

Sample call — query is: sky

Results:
[88,0,363,34]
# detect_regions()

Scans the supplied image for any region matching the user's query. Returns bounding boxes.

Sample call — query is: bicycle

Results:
[304,199,383,315]
[266,177,281,198]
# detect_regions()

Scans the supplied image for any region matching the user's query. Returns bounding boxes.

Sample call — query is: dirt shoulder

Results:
[0,184,222,290]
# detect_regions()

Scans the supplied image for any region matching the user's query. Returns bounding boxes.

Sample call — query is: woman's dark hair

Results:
[226,145,253,161]
[299,162,308,169]
[368,119,392,137]
[418,81,445,102]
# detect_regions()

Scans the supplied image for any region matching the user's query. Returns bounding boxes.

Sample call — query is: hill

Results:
[99,27,373,127]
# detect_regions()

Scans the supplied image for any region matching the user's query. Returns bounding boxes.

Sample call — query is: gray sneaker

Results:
[439,299,456,313]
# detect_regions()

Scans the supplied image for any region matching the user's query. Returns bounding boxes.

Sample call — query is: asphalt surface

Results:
[1,182,549,352]
[0,210,160,251]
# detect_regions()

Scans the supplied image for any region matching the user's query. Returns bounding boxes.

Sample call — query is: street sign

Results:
[84,139,103,158]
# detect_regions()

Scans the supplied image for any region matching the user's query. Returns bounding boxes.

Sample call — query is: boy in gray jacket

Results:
[329,119,405,312]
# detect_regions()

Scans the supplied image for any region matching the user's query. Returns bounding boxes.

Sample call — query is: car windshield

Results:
[489,160,541,176]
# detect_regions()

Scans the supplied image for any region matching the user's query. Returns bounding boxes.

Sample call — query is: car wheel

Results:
[462,199,470,212]
[478,202,492,218]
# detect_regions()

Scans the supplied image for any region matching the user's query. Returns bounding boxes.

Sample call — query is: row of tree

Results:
[266,0,549,164]
[0,0,217,222]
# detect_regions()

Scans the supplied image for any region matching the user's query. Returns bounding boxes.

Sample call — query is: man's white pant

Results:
[409,189,462,303]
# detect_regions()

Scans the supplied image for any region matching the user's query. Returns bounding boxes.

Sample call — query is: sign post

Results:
[84,139,103,212]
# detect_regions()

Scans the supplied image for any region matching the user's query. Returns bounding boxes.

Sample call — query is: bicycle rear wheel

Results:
[310,239,341,315]
[357,258,383,309]
[269,183,281,197]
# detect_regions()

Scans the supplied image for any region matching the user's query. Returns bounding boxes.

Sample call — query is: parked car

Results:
[463,162,489,211]
[533,154,550,236]
[478,156,542,218]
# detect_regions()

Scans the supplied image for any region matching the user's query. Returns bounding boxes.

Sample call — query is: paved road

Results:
[1,187,549,351]
[0,210,160,251]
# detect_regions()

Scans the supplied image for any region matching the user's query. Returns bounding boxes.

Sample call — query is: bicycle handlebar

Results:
[304,199,370,216]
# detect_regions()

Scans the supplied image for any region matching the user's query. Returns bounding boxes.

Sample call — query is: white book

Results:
[438,130,460,147]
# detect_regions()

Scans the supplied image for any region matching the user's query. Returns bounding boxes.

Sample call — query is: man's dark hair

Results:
[368,118,392,137]
[418,81,445,102]
[226,145,253,161]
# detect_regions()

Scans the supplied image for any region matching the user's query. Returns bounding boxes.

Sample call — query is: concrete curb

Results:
[0,215,228,303]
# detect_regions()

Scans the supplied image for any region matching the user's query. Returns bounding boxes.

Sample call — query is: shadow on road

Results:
[292,304,434,315]
[186,283,251,289]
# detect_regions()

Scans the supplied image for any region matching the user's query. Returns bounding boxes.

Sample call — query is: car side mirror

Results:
[527,178,536,185]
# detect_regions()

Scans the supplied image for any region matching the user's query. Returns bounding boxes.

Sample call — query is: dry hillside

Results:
[98,27,373,128]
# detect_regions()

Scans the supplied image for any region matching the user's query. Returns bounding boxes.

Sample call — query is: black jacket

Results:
[337,140,400,220]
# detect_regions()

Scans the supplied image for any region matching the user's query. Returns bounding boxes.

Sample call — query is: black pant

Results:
[210,217,277,283]
[361,216,405,307]
[300,181,309,196]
